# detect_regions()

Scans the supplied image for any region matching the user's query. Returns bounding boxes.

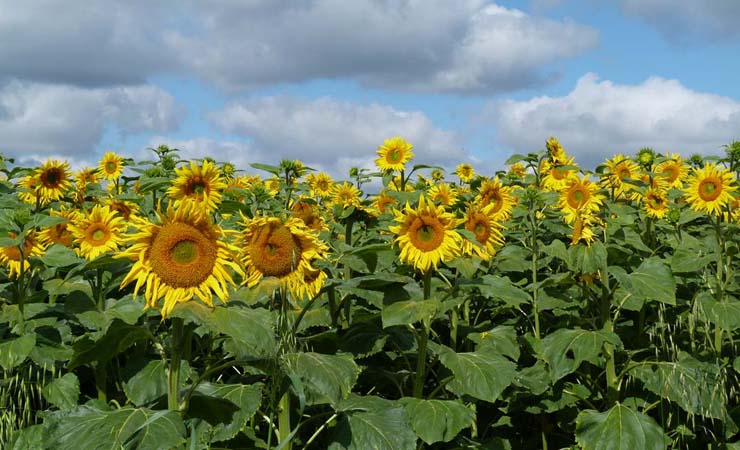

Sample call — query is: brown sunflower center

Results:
[105,161,117,173]
[317,180,329,191]
[185,176,208,196]
[408,215,445,252]
[466,215,490,244]
[567,186,589,209]
[40,168,63,188]
[249,223,302,278]
[87,225,110,245]
[149,222,218,288]
[616,165,631,181]
[552,166,569,180]
[663,165,678,182]
[386,148,403,164]
[698,177,721,201]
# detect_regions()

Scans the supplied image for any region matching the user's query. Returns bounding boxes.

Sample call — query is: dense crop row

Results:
[2,139,740,449]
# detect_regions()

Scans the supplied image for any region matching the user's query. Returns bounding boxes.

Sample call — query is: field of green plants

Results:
[2,138,740,449]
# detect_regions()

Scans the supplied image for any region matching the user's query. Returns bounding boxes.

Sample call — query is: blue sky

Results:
[2,0,740,178]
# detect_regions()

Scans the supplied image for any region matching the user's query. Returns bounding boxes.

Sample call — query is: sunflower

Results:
[308,172,334,199]
[683,163,737,216]
[372,190,397,215]
[546,136,568,163]
[265,177,281,195]
[571,213,600,246]
[540,157,578,192]
[558,175,605,224]
[291,199,328,232]
[389,195,462,272]
[240,216,328,291]
[508,162,526,178]
[475,177,514,222]
[431,168,445,181]
[118,202,243,319]
[375,137,414,172]
[0,231,45,278]
[428,183,458,206]
[601,154,641,198]
[332,182,362,209]
[104,198,141,221]
[36,160,71,204]
[288,260,328,302]
[461,203,504,261]
[17,174,41,206]
[68,205,126,261]
[456,163,475,183]
[655,153,689,189]
[167,159,227,214]
[643,189,669,219]
[98,152,125,181]
[75,167,99,187]
[39,208,79,248]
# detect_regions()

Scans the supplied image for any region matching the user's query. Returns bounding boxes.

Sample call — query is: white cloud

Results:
[167,0,598,93]
[0,80,185,160]
[487,73,740,167]
[618,0,740,42]
[207,95,473,178]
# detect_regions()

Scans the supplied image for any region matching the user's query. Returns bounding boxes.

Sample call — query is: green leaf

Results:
[250,162,281,175]
[282,352,359,406]
[331,396,416,450]
[398,398,474,444]
[43,406,187,450]
[339,320,388,358]
[68,320,153,370]
[186,391,240,426]
[438,346,517,403]
[477,275,531,307]
[671,243,712,273]
[537,328,622,382]
[0,333,36,370]
[124,360,168,406]
[575,403,668,450]
[42,373,80,409]
[39,244,82,267]
[105,295,146,325]
[611,257,676,305]
[382,299,439,328]
[468,325,520,361]
[568,241,607,274]
[198,383,263,442]
[698,293,740,330]
[629,353,727,420]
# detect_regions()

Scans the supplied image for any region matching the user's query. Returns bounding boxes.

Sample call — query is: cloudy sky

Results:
[3,0,740,176]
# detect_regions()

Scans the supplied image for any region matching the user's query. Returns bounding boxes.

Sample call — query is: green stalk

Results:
[168,317,184,411]
[94,363,107,402]
[278,392,292,450]
[529,207,541,339]
[96,267,105,310]
[600,240,618,405]
[714,215,724,356]
[413,270,432,398]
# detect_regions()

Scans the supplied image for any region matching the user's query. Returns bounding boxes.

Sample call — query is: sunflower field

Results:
[3,138,740,449]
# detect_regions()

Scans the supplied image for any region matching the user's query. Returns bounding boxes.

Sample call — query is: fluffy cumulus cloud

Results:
[208,96,472,177]
[167,0,598,93]
[487,73,740,167]
[618,0,740,42]
[0,80,184,161]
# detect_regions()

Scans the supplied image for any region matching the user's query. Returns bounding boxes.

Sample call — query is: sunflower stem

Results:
[95,267,105,311]
[714,215,725,356]
[413,270,433,398]
[529,205,541,340]
[94,363,107,403]
[277,391,292,450]
[168,317,184,412]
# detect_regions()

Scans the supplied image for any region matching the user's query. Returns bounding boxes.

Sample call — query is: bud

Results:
[636,147,655,168]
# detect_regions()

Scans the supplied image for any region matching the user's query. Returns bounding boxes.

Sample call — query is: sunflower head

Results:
[558,175,605,225]
[332,182,362,209]
[636,147,656,168]
[98,152,125,181]
[475,178,514,222]
[456,163,475,183]
[68,205,126,261]
[39,208,79,248]
[546,136,567,163]
[461,203,504,261]
[389,195,462,273]
[372,190,397,215]
[0,231,45,278]
[644,189,669,219]
[655,153,689,189]
[683,162,737,216]
[308,172,334,199]
[375,137,414,172]
[167,159,227,213]
[428,183,457,207]
[36,160,72,204]
[431,169,445,181]
[118,202,243,319]
[508,162,527,178]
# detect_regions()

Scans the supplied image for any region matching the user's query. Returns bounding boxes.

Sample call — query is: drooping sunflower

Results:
[17,174,41,206]
[601,154,641,198]
[508,162,527,178]
[104,198,141,222]
[75,167,99,187]
[558,175,605,224]
[372,190,397,216]
[683,162,737,216]
[475,177,515,222]
[240,216,328,290]
[455,163,475,183]
[461,203,505,261]
[643,189,669,219]
[0,231,45,278]
[540,156,578,192]
[288,259,328,303]
[570,213,600,246]
[291,199,328,232]
[428,183,458,207]
[36,160,72,204]
[39,208,79,248]
[167,159,227,214]
[389,195,462,272]
[118,202,243,319]
[655,153,689,190]
[98,151,125,181]
[68,205,126,261]
[545,136,568,163]
[265,177,281,195]
[375,137,414,172]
